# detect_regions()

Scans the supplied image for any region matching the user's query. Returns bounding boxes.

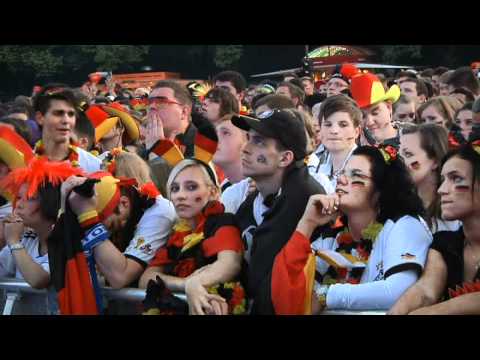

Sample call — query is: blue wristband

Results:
[82,223,109,251]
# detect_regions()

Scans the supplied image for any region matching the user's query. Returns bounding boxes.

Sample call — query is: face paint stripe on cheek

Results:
[410,161,421,171]
[256,155,267,164]
[454,185,471,192]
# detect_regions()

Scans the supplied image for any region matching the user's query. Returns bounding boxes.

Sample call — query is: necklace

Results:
[465,241,480,272]
[34,140,80,167]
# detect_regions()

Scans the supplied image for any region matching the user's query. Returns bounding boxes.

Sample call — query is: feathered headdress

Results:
[187,81,213,102]
[0,157,84,202]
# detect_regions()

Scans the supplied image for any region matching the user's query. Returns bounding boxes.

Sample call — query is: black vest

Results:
[235,166,326,314]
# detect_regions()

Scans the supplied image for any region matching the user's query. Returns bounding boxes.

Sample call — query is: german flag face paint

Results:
[438,156,478,221]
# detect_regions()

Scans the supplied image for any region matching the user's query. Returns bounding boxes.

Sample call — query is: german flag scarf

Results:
[48,180,103,315]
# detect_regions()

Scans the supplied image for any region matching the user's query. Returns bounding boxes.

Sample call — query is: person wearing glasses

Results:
[202,87,239,126]
[392,95,417,128]
[286,145,431,313]
[400,123,461,233]
[144,80,196,156]
[32,84,101,174]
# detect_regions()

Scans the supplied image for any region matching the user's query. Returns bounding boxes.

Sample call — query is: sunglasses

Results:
[148,97,183,107]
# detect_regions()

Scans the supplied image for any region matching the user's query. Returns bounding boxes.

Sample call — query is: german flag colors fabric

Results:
[194,133,218,164]
[0,125,34,170]
[271,231,316,315]
[85,105,119,143]
[102,103,140,144]
[48,192,100,315]
[351,73,401,109]
[149,140,184,167]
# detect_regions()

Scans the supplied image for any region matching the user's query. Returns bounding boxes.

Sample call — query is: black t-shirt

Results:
[430,228,480,299]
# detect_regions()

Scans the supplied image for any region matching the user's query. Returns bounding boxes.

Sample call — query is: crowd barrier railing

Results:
[0,278,385,315]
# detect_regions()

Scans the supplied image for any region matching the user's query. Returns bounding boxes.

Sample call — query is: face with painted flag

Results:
[400,132,438,186]
[438,156,480,221]
[168,165,218,222]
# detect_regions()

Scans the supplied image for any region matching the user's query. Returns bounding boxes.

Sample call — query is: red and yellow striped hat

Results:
[101,102,140,144]
[85,105,120,143]
[0,125,35,170]
[89,171,140,220]
[350,73,401,109]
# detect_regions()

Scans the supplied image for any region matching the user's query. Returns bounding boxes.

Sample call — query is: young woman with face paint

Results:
[389,142,480,315]
[400,124,461,233]
[288,145,431,313]
[139,159,244,315]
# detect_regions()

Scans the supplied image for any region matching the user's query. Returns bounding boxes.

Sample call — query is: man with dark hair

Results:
[32,84,101,173]
[252,94,295,116]
[276,81,305,109]
[213,70,247,111]
[446,66,480,96]
[283,72,298,82]
[219,109,325,314]
[301,77,325,109]
[395,70,417,84]
[399,78,429,104]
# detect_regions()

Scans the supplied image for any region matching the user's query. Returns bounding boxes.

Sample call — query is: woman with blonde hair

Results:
[139,159,245,315]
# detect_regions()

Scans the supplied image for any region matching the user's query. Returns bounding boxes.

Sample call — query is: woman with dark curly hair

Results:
[272,145,432,314]
[389,142,480,315]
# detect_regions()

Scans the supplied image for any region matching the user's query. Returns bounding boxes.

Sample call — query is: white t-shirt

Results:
[76,147,102,174]
[308,144,357,190]
[0,230,49,279]
[221,178,251,214]
[433,218,462,234]
[312,215,433,310]
[123,196,177,267]
[0,202,12,218]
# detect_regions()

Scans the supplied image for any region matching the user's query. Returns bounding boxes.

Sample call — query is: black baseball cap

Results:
[231,109,307,161]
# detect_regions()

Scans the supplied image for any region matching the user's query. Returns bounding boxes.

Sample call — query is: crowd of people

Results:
[0,60,480,315]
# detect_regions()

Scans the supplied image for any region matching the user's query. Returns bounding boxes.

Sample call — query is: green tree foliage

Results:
[214,45,243,69]
[377,45,422,64]
[0,45,63,76]
[0,45,150,77]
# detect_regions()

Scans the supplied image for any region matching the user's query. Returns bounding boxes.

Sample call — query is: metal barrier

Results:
[0,278,385,315]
